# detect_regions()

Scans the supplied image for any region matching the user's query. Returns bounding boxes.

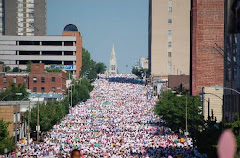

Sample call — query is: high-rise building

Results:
[0,24,82,79]
[109,44,117,74]
[148,0,190,79]
[0,0,4,35]
[191,0,224,122]
[0,0,46,36]
[223,0,240,122]
[191,0,224,96]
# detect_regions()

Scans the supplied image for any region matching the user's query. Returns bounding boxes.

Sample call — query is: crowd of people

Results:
[16,75,203,157]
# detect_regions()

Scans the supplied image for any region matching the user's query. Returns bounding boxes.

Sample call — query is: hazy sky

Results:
[47,0,148,73]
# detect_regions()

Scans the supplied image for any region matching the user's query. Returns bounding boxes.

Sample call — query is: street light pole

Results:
[71,84,73,110]
[37,94,40,142]
[185,95,188,134]
[27,100,31,145]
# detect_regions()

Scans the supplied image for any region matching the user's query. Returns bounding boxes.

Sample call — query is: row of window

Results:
[2,77,56,84]
[3,77,27,84]
[33,77,56,83]
[33,87,56,93]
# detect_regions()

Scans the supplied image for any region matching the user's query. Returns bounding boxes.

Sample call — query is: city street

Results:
[17,75,200,157]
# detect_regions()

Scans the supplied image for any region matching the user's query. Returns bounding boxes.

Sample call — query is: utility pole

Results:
[27,101,31,145]
[71,84,73,111]
[15,103,18,144]
[185,95,188,135]
[37,95,40,142]
[208,98,210,120]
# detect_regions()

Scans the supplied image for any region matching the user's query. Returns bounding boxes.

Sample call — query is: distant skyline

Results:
[47,0,148,73]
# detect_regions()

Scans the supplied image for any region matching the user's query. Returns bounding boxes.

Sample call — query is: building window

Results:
[3,77,6,83]
[168,7,172,13]
[111,65,115,71]
[23,77,27,83]
[168,52,172,57]
[41,87,45,93]
[3,87,6,91]
[52,77,56,83]
[52,87,56,92]
[168,62,172,71]
[41,77,45,83]
[33,77,37,83]
[168,30,172,36]
[168,18,172,24]
[33,87,37,92]
[168,42,172,47]
[13,78,17,83]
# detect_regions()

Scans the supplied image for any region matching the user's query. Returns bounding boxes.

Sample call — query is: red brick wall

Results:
[0,75,28,92]
[62,31,82,79]
[29,72,65,93]
[31,63,44,73]
[192,0,224,96]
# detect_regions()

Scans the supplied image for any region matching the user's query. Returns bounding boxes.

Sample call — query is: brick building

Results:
[0,63,67,100]
[168,75,190,90]
[0,72,29,92]
[29,63,67,94]
[0,104,24,140]
[191,0,224,96]
[0,24,82,79]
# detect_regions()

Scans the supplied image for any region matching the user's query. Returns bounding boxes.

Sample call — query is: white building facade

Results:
[0,36,77,74]
[109,44,117,74]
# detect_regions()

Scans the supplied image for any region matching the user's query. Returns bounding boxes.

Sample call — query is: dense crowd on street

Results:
[15,74,204,157]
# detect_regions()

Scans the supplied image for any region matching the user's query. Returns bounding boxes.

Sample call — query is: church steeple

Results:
[111,44,116,60]
[109,44,117,74]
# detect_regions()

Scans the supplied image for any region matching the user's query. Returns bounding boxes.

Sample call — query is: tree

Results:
[45,67,61,72]
[12,67,20,72]
[26,77,93,132]
[81,48,92,77]
[0,61,11,72]
[26,61,32,72]
[132,67,148,78]
[4,66,11,72]
[95,62,107,74]
[80,78,94,92]
[154,91,203,133]
[0,119,14,154]
[80,48,106,80]
[0,83,28,101]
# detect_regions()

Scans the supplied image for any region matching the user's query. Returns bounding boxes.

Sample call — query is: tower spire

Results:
[109,44,117,74]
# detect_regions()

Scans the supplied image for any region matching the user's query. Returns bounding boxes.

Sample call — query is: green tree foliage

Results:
[26,61,32,72]
[26,101,69,132]
[71,78,92,106]
[45,67,61,72]
[154,91,203,133]
[4,66,11,72]
[224,113,240,155]
[95,62,107,74]
[132,67,149,78]
[0,61,11,72]
[80,78,94,92]
[0,83,28,101]
[26,77,93,132]
[12,67,20,72]
[0,119,15,154]
[195,120,222,158]
[81,48,106,81]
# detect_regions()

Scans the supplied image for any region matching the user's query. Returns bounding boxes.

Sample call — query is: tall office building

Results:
[148,0,190,79]
[0,0,3,35]
[0,0,46,36]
